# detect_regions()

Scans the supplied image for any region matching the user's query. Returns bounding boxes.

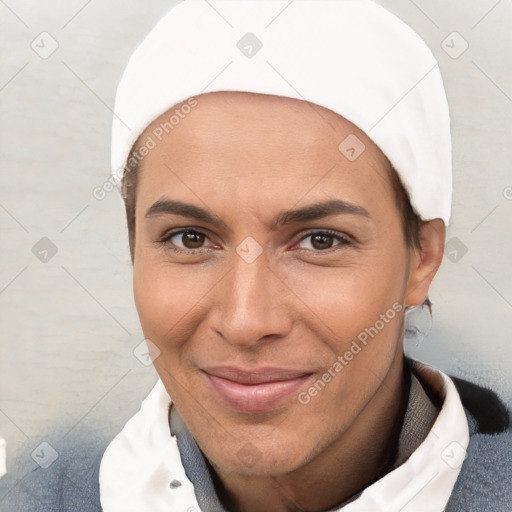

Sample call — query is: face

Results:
[132,92,425,477]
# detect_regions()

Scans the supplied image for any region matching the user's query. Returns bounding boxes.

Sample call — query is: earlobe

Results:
[405,219,445,307]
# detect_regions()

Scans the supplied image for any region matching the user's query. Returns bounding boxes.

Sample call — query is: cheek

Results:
[132,261,212,349]
[285,264,406,430]
[283,254,408,344]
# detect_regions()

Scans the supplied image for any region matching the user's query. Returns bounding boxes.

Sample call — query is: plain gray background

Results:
[1,0,511,502]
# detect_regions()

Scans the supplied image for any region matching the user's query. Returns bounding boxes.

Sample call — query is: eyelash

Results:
[158,228,352,254]
[158,229,214,254]
[297,229,352,251]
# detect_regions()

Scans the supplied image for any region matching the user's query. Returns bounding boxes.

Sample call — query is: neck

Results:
[212,354,408,512]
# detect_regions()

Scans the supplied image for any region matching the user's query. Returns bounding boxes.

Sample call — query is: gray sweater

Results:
[2,365,511,512]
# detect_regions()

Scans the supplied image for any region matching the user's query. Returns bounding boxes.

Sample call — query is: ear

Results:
[405,219,445,307]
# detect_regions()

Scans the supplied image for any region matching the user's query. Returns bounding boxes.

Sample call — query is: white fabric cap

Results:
[112,0,452,223]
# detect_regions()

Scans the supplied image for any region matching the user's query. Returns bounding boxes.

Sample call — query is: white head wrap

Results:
[112,0,452,223]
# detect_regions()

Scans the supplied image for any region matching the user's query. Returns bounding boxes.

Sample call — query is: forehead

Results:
[134,91,396,216]
[142,92,380,154]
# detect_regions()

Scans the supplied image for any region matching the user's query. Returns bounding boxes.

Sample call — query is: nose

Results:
[210,251,293,348]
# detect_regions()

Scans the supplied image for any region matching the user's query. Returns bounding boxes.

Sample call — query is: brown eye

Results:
[311,234,334,250]
[297,231,350,251]
[179,230,205,249]
[161,229,212,251]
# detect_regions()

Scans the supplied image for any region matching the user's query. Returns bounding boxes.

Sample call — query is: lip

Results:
[201,366,312,412]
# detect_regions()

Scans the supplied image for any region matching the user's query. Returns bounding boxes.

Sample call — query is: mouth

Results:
[201,366,313,412]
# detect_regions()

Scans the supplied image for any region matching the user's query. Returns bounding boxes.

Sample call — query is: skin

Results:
[131,91,445,512]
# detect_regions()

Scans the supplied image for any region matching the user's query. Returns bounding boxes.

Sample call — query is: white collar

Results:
[337,361,470,511]
[0,437,6,480]
[99,378,201,511]
[99,361,469,512]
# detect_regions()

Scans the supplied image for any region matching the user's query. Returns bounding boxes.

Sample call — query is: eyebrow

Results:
[271,199,370,229]
[145,198,370,229]
[145,199,229,229]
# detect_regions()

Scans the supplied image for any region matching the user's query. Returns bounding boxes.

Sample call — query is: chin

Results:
[196,423,317,478]
[212,447,309,478]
